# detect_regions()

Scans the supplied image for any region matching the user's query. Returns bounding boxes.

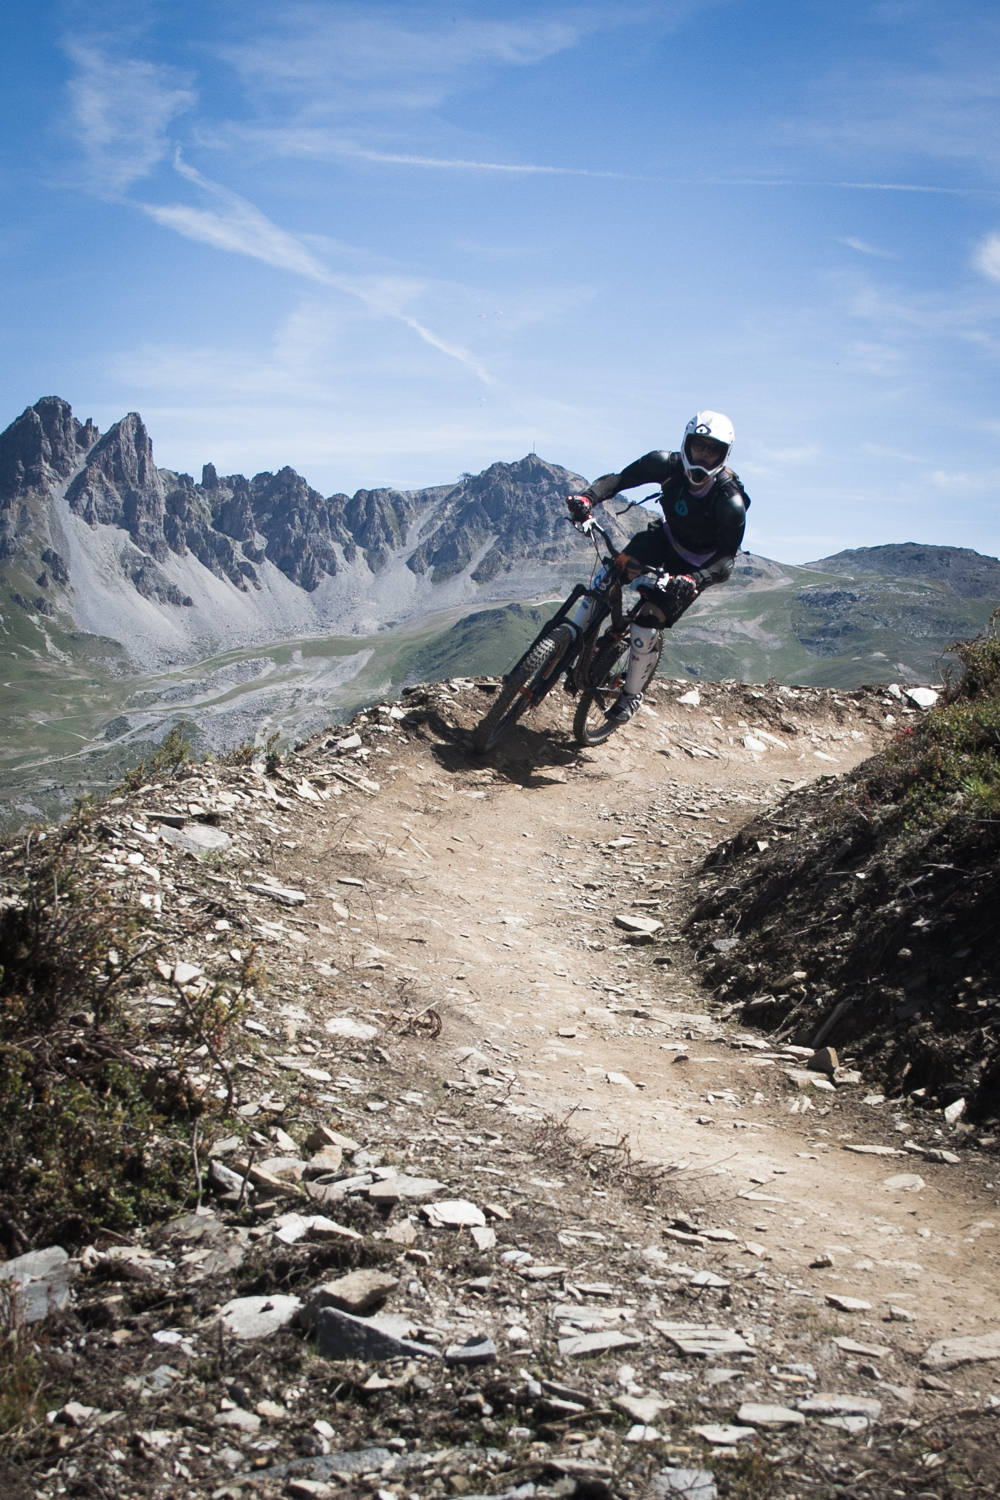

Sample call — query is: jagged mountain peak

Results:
[0,397,611,665]
[0,395,99,508]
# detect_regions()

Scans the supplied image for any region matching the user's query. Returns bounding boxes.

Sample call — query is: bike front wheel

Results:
[471,624,576,754]
[573,630,660,746]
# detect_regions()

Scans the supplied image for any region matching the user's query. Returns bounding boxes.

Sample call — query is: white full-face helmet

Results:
[681,410,735,487]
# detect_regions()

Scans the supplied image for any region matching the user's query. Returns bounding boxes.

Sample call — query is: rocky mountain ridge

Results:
[0,397,603,667]
[805,542,1000,599]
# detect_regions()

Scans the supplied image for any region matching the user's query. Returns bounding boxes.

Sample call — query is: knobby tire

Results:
[573,630,661,746]
[471,625,575,754]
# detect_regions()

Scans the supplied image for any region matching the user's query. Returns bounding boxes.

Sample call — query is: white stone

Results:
[557,1330,644,1357]
[843,1144,902,1157]
[607,1071,638,1089]
[677,690,701,705]
[615,1395,674,1424]
[325,1016,377,1040]
[943,1098,966,1125]
[213,1408,261,1433]
[690,1424,755,1446]
[653,1323,754,1357]
[246,882,306,906]
[742,736,768,753]
[904,687,940,709]
[825,1294,872,1312]
[798,1395,881,1418]
[651,1469,717,1500]
[614,913,663,935]
[423,1199,486,1228]
[219,1294,302,1339]
[921,1330,1000,1370]
[883,1173,925,1192]
[832,1337,888,1357]
[736,1403,804,1429]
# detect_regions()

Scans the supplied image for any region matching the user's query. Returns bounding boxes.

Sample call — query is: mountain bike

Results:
[471,516,675,754]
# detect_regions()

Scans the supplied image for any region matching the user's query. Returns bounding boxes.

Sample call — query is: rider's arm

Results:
[581,450,677,504]
[690,486,748,589]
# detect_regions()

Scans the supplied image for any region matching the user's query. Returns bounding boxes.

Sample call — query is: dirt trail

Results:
[294,678,1000,1363]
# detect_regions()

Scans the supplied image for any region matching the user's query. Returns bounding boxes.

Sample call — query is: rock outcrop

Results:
[66,412,169,561]
[0,396,98,557]
[805,542,1000,600]
[0,398,593,625]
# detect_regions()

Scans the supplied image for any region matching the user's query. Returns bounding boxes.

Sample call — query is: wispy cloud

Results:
[838,236,899,258]
[333,144,636,179]
[65,44,195,194]
[975,232,1000,283]
[140,153,333,281]
[136,154,491,382]
[220,8,587,104]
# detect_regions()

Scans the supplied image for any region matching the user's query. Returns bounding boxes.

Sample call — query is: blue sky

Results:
[2,0,999,563]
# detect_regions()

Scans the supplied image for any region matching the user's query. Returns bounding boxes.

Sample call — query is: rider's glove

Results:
[661,573,699,622]
[566,494,592,524]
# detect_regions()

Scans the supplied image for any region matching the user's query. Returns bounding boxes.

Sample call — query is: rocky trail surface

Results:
[2,675,999,1500]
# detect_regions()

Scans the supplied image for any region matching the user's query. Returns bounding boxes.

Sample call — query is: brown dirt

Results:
[4,674,1000,1500]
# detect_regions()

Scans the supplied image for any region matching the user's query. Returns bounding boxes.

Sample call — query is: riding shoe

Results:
[605,690,643,724]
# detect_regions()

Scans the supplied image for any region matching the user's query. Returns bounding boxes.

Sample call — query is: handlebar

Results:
[565,515,673,584]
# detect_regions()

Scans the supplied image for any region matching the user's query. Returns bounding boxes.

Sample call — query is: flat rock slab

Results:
[616,1395,674,1424]
[557,1330,644,1357]
[921,1330,1000,1370]
[822,1414,874,1434]
[0,1246,69,1284]
[614,913,664,935]
[368,1175,444,1203]
[314,1306,441,1361]
[607,1071,638,1090]
[737,1403,804,1429]
[423,1199,485,1228]
[799,1395,881,1418]
[832,1337,888,1358]
[0,1246,78,1323]
[159,823,232,855]
[690,1425,756,1446]
[245,882,306,905]
[244,1446,425,1485]
[213,1407,261,1433]
[300,1270,398,1323]
[651,1469,717,1500]
[325,1017,377,1040]
[825,1294,872,1312]
[220,1294,303,1339]
[883,1173,925,1192]
[445,1334,497,1366]
[653,1323,755,1357]
[843,1144,902,1157]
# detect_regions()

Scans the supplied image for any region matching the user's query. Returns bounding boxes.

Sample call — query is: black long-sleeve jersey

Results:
[581,450,749,587]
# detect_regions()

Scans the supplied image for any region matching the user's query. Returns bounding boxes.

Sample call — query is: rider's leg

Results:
[606,604,664,723]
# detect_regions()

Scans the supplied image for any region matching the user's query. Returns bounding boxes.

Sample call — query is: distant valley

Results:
[2,396,998,828]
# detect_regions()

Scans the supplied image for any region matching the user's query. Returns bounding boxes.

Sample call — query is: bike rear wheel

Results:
[573,631,660,746]
[471,624,576,754]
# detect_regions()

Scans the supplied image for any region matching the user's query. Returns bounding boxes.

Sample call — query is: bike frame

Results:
[505,517,673,711]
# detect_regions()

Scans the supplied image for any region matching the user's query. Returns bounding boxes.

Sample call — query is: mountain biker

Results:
[565,411,749,723]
